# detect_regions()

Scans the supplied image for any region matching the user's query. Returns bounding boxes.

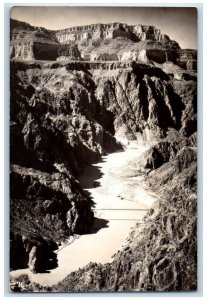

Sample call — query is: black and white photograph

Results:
[8,5,198,293]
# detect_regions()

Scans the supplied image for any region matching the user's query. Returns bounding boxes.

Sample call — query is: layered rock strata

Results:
[56,23,178,47]
[10,19,197,72]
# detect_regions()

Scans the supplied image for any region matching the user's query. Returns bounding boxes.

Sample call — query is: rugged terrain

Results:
[10,19,197,72]
[10,19,197,292]
[10,60,122,274]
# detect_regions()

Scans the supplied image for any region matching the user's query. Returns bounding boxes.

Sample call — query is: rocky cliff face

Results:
[57,44,83,61]
[10,19,197,72]
[94,62,196,143]
[10,19,58,43]
[56,23,179,47]
[10,42,61,61]
[52,135,197,292]
[10,19,59,60]
[10,60,122,272]
[10,57,197,280]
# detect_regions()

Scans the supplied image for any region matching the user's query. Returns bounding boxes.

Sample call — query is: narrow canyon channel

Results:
[10,142,157,287]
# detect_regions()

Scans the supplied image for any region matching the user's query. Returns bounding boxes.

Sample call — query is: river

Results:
[10,142,157,287]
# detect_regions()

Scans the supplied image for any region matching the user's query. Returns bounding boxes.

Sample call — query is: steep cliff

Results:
[10,19,58,43]
[56,22,180,63]
[10,19,60,60]
[10,60,122,272]
[94,62,196,143]
[56,23,179,47]
[10,19,197,72]
[52,135,197,292]
[10,58,197,281]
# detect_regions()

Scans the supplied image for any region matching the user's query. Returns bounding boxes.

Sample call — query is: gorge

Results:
[9,19,197,292]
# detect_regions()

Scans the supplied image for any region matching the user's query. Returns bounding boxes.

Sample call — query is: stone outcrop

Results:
[135,133,196,171]
[173,80,197,136]
[94,62,196,143]
[10,42,60,60]
[56,23,179,48]
[10,18,58,44]
[176,49,197,71]
[149,145,197,188]
[10,19,196,72]
[10,233,58,273]
[10,42,35,60]
[57,44,83,61]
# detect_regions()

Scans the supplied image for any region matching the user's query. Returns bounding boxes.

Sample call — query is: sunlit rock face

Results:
[10,19,197,72]
[10,19,197,71]
[56,23,177,45]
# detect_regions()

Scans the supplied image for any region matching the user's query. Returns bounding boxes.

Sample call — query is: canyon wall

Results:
[10,19,197,72]
[56,23,178,47]
[10,59,197,277]
[55,153,197,292]
[10,60,122,273]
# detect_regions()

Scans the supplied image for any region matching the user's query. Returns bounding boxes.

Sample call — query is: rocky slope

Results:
[10,60,122,273]
[54,176,196,292]
[11,135,197,292]
[10,19,197,72]
[51,133,197,292]
[10,49,197,290]
[10,19,59,60]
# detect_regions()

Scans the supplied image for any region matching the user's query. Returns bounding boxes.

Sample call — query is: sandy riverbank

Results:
[10,142,157,286]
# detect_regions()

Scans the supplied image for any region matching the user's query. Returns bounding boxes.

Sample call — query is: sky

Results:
[10,6,197,49]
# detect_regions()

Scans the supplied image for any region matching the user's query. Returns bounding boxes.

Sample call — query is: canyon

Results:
[10,143,157,287]
[10,19,197,71]
[10,19,197,292]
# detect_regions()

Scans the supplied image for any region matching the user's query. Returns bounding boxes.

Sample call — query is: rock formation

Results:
[10,19,197,72]
[10,59,124,273]
[52,135,197,292]
[57,44,83,61]
[56,22,178,46]
[10,18,197,291]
